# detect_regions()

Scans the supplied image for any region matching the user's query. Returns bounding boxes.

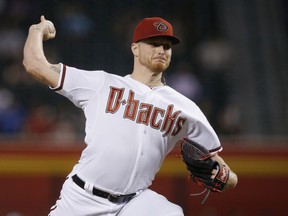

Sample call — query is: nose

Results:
[156,45,165,54]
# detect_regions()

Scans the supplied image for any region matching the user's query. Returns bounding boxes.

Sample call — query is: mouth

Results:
[153,57,166,63]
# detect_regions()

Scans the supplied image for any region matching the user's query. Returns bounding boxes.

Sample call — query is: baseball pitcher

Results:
[23,15,237,216]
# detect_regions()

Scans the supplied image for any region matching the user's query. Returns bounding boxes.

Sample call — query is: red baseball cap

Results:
[133,17,181,45]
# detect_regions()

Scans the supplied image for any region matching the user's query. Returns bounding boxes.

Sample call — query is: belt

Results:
[72,174,136,204]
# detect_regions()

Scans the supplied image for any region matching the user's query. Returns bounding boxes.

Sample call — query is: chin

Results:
[152,63,169,73]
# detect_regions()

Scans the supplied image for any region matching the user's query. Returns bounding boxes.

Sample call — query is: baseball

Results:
[47,20,55,34]
[41,15,56,40]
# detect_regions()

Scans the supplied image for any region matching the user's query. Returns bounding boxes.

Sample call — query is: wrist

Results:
[223,171,238,191]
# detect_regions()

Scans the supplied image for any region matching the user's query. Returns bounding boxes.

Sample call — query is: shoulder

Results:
[64,64,126,84]
[54,64,117,92]
[160,85,198,108]
[65,64,108,77]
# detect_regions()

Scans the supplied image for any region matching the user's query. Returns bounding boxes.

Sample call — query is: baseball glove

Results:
[180,138,230,193]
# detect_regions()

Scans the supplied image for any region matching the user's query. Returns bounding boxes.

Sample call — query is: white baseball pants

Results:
[48,176,184,216]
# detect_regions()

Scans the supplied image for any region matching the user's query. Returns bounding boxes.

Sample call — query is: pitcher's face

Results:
[137,37,172,73]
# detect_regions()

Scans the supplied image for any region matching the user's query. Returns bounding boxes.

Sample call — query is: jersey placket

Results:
[123,89,154,193]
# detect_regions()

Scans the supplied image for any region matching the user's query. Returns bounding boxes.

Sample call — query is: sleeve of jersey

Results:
[50,64,105,108]
[186,105,223,155]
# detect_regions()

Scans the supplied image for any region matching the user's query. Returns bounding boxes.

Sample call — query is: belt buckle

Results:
[108,194,123,203]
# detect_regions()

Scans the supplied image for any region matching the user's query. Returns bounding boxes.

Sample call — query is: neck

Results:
[131,69,164,88]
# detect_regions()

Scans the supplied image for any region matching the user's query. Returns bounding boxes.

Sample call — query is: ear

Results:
[131,43,139,57]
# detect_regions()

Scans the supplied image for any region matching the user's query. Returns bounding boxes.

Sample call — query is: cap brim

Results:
[167,35,181,45]
[136,34,181,45]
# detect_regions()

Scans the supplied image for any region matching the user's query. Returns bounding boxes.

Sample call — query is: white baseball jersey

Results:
[52,64,222,195]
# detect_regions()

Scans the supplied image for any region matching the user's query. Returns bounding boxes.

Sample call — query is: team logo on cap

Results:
[153,22,168,32]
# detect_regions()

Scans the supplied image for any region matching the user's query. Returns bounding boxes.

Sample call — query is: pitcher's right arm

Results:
[23,15,60,87]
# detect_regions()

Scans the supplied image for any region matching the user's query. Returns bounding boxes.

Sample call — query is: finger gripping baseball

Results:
[180,138,229,192]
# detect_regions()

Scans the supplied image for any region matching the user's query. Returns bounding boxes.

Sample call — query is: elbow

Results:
[23,56,32,74]
[23,57,36,75]
[23,58,30,73]
[22,57,46,84]
[22,56,58,86]
[23,56,43,79]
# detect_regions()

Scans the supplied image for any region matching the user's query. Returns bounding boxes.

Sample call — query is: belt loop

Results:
[84,181,94,195]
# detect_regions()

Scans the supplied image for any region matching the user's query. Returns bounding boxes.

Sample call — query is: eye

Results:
[151,42,171,50]
[163,44,172,50]
[152,42,160,47]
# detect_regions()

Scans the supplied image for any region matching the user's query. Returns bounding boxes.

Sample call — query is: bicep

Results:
[27,62,60,87]
[47,64,61,87]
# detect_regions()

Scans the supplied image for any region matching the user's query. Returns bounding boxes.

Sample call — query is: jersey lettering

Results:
[137,103,153,125]
[124,90,139,121]
[105,87,186,137]
[172,116,186,136]
[106,87,125,113]
[161,105,181,136]
[150,107,165,129]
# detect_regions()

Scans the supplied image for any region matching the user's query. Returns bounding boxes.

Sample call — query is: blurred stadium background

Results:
[0,0,287,215]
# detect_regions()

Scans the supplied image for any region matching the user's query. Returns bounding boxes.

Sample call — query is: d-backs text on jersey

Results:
[105,87,187,137]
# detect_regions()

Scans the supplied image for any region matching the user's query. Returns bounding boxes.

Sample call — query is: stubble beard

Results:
[152,61,170,73]
[140,57,171,73]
